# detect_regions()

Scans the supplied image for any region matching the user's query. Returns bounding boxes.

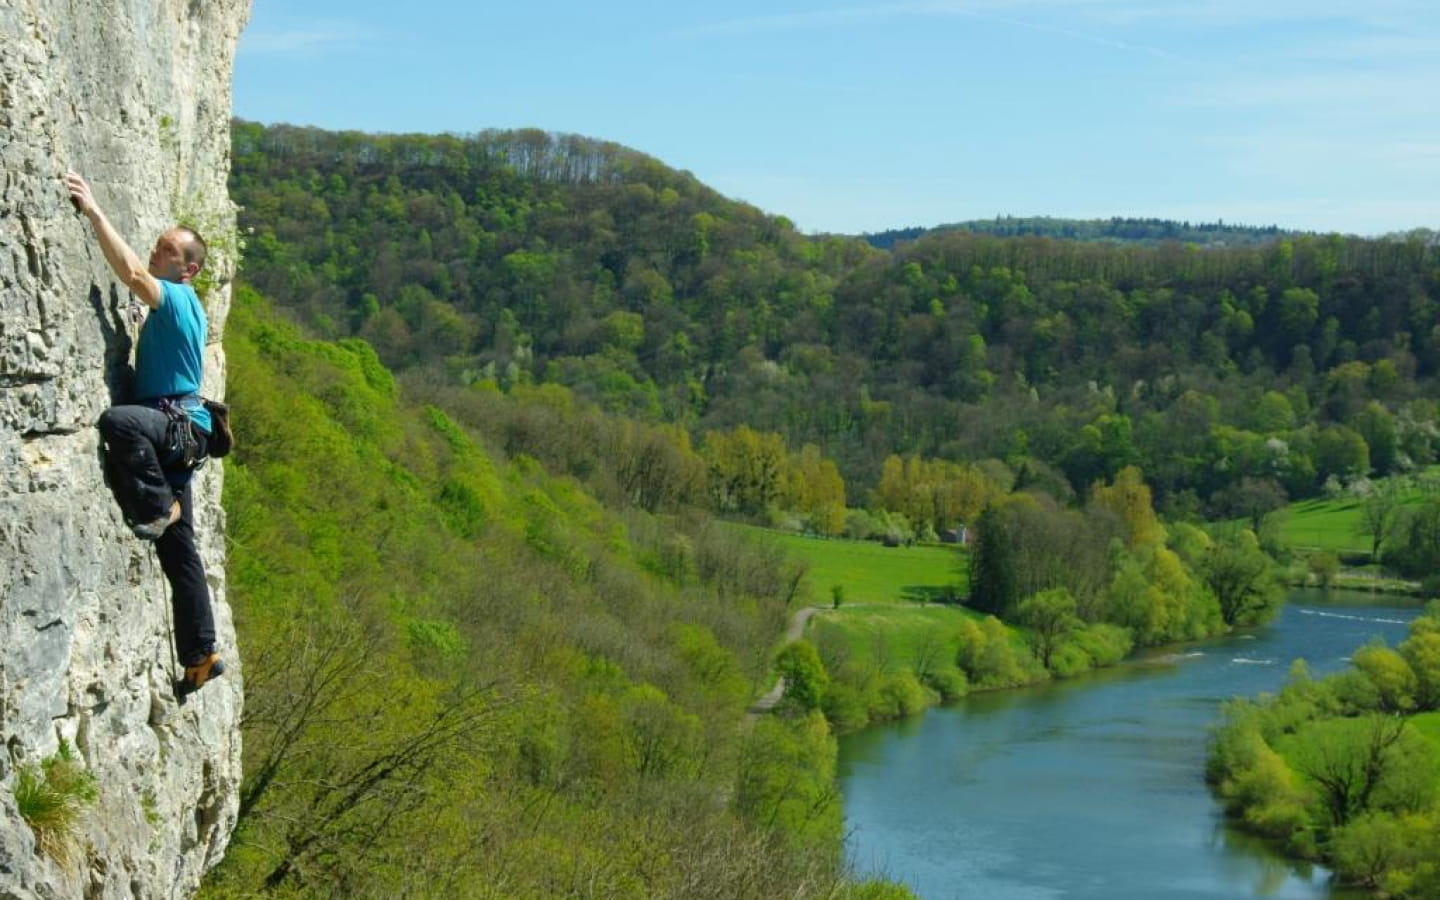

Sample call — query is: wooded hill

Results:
[230,121,1440,528]
[203,287,912,899]
[212,121,1440,898]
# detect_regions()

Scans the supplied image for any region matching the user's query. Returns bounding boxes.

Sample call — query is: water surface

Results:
[839,591,1420,900]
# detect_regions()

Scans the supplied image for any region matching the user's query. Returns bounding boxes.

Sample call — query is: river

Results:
[837,590,1422,900]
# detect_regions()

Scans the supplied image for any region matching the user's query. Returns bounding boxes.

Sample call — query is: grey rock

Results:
[1,1,251,897]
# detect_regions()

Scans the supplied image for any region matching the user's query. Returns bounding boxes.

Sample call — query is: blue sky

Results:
[234,0,1439,237]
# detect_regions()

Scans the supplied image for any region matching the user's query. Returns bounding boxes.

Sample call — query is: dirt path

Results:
[748,606,826,716]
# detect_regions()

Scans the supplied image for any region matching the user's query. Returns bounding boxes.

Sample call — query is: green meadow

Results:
[1274,480,1432,594]
[746,528,979,672]
[1278,497,1372,554]
[746,478,1440,691]
[1279,477,1433,555]
[753,530,967,607]
[805,603,985,677]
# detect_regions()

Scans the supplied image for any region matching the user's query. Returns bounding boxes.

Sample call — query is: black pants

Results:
[98,405,216,665]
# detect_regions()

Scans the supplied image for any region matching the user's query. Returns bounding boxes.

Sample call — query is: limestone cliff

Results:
[0,1,251,897]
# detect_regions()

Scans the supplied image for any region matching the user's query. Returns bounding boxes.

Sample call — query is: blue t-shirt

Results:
[134,279,212,433]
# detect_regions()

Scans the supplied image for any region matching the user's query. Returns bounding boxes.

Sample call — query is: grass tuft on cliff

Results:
[14,740,98,871]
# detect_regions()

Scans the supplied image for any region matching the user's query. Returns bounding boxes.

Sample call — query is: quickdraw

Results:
[158,396,205,470]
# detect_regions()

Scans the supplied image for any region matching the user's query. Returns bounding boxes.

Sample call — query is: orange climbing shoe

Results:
[182,653,225,691]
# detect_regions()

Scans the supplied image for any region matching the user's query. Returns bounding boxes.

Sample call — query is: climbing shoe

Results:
[132,498,181,541]
[177,653,225,696]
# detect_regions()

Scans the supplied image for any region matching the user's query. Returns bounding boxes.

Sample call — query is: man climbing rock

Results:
[64,171,224,694]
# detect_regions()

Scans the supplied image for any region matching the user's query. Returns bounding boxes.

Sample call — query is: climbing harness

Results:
[157,396,205,470]
[126,296,234,464]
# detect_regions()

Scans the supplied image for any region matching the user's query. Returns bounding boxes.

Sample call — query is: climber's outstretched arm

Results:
[63,170,163,309]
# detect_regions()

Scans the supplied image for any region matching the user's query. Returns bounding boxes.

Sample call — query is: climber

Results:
[64,171,224,694]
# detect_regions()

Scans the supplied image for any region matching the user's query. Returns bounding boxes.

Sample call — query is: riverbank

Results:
[777,599,1135,734]
[1284,557,1425,596]
[840,594,1425,900]
[749,522,1427,740]
[1206,598,1440,896]
[779,580,1428,737]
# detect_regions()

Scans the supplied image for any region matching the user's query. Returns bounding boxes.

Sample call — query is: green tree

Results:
[735,712,841,845]
[1386,497,1440,578]
[702,425,789,515]
[1351,642,1418,712]
[1283,715,1416,828]
[620,683,703,779]
[1210,712,1310,840]
[1016,588,1081,669]
[1309,551,1341,588]
[953,616,1041,688]
[776,640,830,711]
[1314,424,1371,484]
[1357,476,1407,561]
[1212,477,1289,535]
[1195,530,1282,627]
[1088,465,1163,549]
[598,309,645,353]
[1329,812,1436,893]
[1353,402,1399,475]
[1398,605,1440,709]
[967,505,1017,617]
[786,444,848,535]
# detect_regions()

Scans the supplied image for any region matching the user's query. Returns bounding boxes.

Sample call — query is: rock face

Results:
[0,1,250,897]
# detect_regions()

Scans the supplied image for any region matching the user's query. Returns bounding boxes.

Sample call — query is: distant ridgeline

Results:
[864,216,1302,249]
[233,119,725,194]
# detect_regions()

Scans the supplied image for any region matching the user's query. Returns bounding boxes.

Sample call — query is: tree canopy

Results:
[230,121,1440,520]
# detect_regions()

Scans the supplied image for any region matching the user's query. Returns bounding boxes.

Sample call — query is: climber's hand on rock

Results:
[63,170,96,215]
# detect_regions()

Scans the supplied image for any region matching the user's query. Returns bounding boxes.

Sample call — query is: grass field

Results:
[1413,711,1440,748]
[744,527,979,672]
[753,529,967,607]
[1279,498,1372,554]
[1279,478,1432,555]
[805,603,985,673]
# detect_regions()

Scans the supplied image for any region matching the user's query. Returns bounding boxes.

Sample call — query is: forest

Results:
[209,120,1440,896]
[203,288,912,899]
[230,121,1440,527]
